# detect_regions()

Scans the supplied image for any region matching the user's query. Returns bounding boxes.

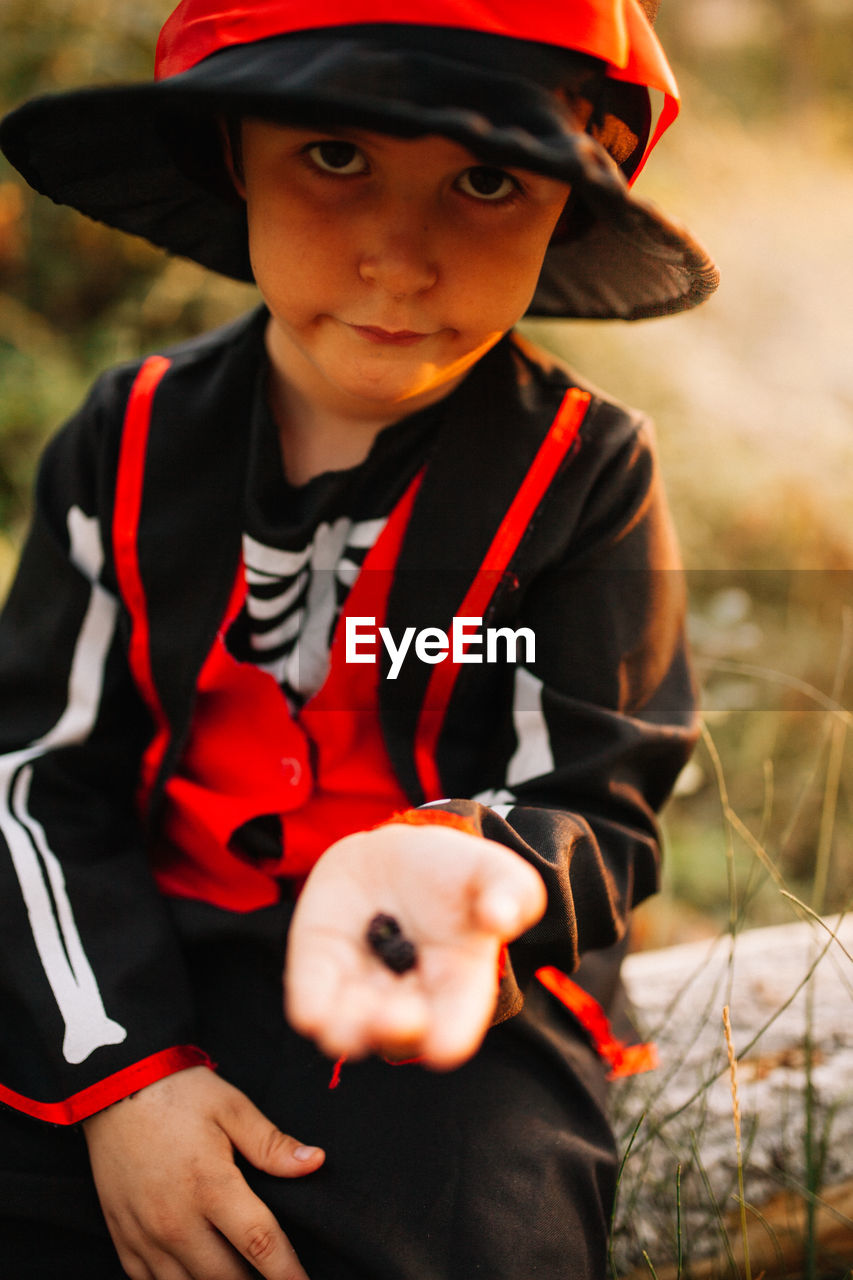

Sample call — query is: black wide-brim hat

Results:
[0,0,719,321]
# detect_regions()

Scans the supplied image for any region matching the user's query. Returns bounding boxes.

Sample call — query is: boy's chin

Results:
[328,365,465,417]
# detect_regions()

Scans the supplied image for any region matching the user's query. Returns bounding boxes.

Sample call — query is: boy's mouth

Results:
[350,325,431,347]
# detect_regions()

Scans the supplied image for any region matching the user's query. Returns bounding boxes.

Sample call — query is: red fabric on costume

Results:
[413,387,589,802]
[113,356,174,813]
[155,0,679,116]
[113,361,586,917]
[374,809,480,837]
[0,1046,214,1125]
[157,494,424,900]
[536,965,657,1078]
[113,358,649,1083]
[114,364,425,909]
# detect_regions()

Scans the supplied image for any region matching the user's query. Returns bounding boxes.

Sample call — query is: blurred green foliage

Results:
[0,0,255,545]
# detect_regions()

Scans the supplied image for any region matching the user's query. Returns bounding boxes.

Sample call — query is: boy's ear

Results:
[219,117,247,199]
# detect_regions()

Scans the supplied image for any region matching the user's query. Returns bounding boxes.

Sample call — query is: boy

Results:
[0,2,718,1277]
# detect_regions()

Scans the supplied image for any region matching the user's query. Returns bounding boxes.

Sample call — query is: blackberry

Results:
[366,913,417,974]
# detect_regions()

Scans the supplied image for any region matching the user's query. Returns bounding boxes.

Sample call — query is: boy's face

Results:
[233,121,570,424]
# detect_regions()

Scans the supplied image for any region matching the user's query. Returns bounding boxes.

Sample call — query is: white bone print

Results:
[0,507,127,1063]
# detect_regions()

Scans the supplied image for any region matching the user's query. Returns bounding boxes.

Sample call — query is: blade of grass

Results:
[694,657,853,728]
[806,617,849,1280]
[699,722,740,940]
[690,1131,739,1279]
[723,1005,752,1280]
[777,896,853,964]
[675,1162,683,1280]
[811,606,851,919]
[641,919,843,1140]
[610,1113,646,1279]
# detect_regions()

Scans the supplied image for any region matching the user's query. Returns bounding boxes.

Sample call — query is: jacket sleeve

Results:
[0,375,209,1125]
[424,409,698,999]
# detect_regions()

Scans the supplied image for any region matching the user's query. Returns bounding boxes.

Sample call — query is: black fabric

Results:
[227,360,443,854]
[0,310,697,1111]
[0,899,617,1280]
[0,26,719,320]
[243,359,441,552]
[0,371,200,1102]
[0,308,692,1273]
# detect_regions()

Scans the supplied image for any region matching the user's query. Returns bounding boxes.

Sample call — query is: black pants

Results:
[0,903,617,1279]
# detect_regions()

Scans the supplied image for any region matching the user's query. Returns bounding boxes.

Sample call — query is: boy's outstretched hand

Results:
[285,823,547,1069]
[83,1065,324,1280]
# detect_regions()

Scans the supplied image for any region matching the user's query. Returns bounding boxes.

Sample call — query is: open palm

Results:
[284,823,546,1070]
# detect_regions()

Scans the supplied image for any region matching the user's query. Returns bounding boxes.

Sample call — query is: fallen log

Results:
[610,914,853,1277]
[621,1179,853,1280]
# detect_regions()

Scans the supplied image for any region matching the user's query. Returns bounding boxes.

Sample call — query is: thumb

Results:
[220,1089,325,1178]
[472,844,547,940]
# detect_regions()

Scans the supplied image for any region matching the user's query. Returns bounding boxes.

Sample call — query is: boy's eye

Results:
[456,166,518,202]
[306,141,367,175]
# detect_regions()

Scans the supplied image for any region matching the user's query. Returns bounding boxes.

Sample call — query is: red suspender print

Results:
[414,387,590,802]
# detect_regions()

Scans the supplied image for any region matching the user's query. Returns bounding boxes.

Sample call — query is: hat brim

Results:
[0,29,719,320]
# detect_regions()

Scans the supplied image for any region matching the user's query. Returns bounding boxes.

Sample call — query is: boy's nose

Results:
[357,213,439,298]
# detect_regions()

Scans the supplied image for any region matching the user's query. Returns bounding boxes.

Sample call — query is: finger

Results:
[113,1247,156,1280]
[307,975,406,1060]
[136,1248,196,1280]
[218,1088,325,1178]
[149,1229,252,1280]
[284,945,347,1041]
[419,948,501,1070]
[119,1202,249,1280]
[100,1213,170,1280]
[470,846,547,939]
[116,1233,196,1280]
[306,967,431,1062]
[363,984,430,1056]
[205,1177,311,1280]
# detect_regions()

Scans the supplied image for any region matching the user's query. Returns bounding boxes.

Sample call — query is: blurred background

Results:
[1,0,851,947]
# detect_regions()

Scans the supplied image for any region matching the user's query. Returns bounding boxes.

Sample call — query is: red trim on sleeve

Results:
[413,388,590,802]
[536,966,657,1079]
[374,808,480,837]
[0,1046,214,1125]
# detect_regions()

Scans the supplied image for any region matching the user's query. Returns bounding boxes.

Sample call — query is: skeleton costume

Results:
[0,1,716,1275]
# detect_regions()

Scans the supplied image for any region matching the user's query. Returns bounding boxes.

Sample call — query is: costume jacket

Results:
[0,307,697,1123]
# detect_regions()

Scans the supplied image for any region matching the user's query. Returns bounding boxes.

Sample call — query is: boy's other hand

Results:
[284,824,547,1070]
[82,1065,324,1280]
